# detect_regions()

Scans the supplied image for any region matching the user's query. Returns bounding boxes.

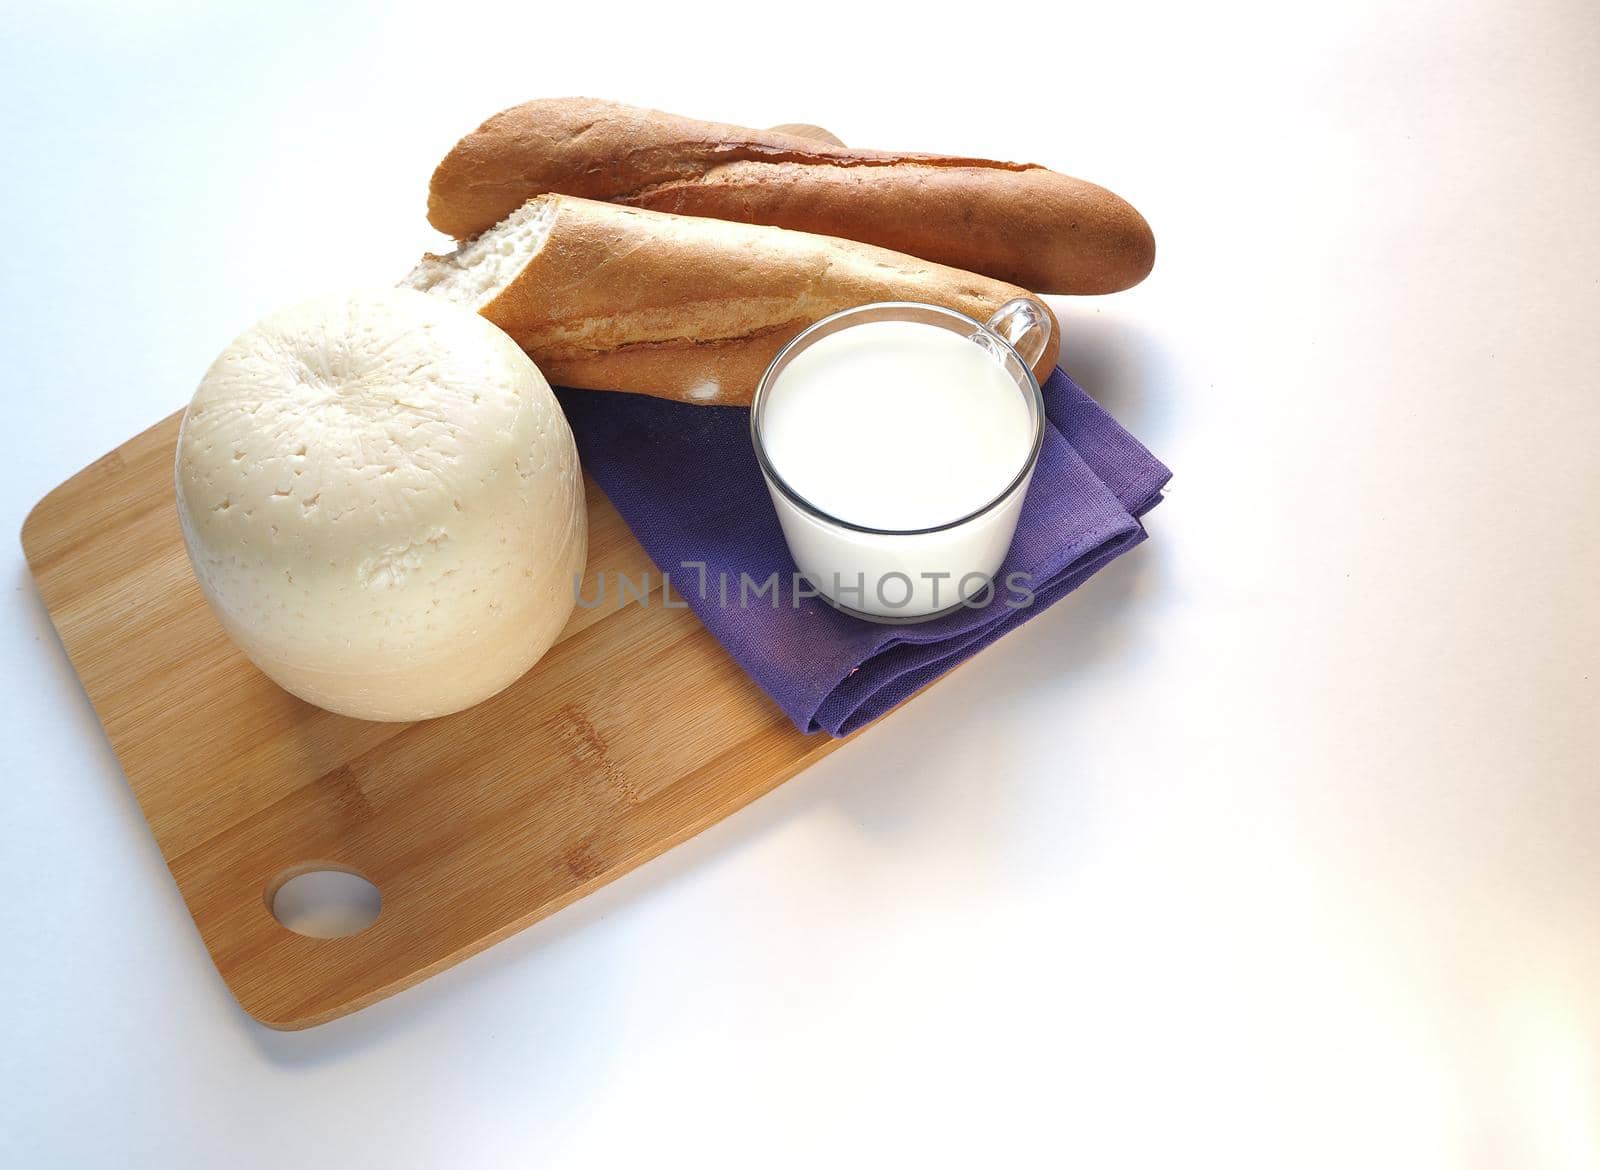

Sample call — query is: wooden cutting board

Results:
[21,410,856,1029]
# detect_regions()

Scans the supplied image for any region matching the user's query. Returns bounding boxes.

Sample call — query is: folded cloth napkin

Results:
[555,368,1169,737]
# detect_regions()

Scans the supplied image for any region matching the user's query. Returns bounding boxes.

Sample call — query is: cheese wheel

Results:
[175,288,586,721]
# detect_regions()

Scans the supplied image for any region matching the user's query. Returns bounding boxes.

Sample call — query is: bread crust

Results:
[765,123,846,147]
[445,195,1060,406]
[428,98,1154,295]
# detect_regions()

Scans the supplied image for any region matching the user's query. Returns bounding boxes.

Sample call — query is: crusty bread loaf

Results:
[427,98,1154,295]
[402,194,1060,406]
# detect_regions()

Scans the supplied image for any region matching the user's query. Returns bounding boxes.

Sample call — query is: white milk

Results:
[757,319,1038,619]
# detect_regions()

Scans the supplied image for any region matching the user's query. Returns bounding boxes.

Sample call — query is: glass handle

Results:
[984,298,1054,371]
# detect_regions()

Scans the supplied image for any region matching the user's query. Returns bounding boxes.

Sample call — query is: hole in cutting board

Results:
[269,867,381,939]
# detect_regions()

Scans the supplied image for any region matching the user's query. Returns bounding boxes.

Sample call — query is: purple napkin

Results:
[555,368,1169,737]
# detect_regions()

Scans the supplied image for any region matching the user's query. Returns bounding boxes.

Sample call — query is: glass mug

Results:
[750,299,1052,623]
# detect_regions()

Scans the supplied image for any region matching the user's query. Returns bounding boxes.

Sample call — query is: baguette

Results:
[402,194,1060,406]
[427,98,1154,295]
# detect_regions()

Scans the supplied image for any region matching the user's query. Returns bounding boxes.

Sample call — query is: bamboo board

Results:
[21,411,852,1029]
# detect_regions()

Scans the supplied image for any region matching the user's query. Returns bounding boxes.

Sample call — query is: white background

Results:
[2,1,1597,1166]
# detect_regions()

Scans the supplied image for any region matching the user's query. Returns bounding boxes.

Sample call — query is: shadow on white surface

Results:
[270,870,383,939]
[1050,307,1184,448]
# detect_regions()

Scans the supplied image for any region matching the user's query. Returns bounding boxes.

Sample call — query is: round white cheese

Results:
[175,288,586,721]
